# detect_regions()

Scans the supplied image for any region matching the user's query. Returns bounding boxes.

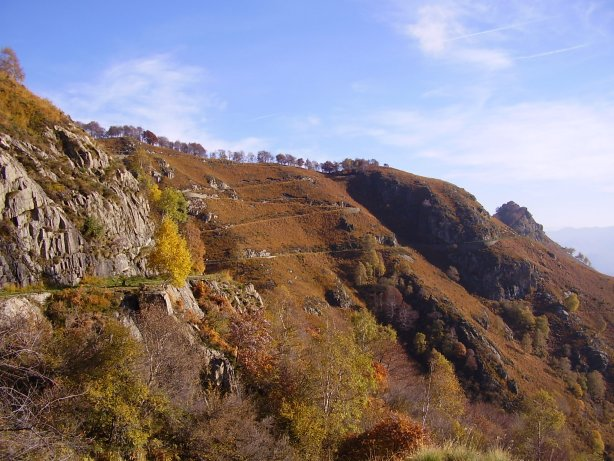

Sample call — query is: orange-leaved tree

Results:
[337,413,426,460]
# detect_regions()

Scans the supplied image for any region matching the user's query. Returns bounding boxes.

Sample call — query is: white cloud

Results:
[385,0,609,71]
[398,1,515,70]
[53,54,263,152]
[405,4,460,55]
[336,100,614,184]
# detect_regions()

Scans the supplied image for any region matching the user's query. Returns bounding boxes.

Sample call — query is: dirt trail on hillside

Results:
[202,206,359,233]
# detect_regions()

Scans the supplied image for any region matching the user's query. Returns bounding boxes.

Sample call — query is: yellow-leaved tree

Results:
[518,390,565,461]
[280,324,377,460]
[150,216,192,287]
[422,349,467,432]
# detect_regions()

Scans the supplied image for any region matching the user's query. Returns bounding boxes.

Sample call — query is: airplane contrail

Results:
[250,113,279,121]
[517,43,589,60]
[447,18,546,42]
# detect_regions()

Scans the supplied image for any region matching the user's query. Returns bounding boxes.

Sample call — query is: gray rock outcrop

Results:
[494,201,548,242]
[0,125,154,287]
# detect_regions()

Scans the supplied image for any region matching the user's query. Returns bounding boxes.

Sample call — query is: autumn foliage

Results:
[149,216,192,286]
[337,413,426,460]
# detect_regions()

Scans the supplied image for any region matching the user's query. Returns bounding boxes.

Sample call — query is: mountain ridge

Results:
[1,73,612,459]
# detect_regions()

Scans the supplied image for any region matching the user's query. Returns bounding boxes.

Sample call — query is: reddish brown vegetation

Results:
[337,413,426,460]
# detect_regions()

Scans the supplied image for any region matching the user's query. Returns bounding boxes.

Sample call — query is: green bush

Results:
[500,301,535,335]
[82,215,104,240]
[157,187,188,223]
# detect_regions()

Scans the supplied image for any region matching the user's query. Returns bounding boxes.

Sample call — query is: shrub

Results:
[45,287,118,325]
[54,316,168,457]
[178,391,295,461]
[563,293,580,313]
[157,187,188,223]
[590,429,605,455]
[413,332,428,355]
[337,413,426,460]
[185,218,206,274]
[500,301,535,335]
[586,371,606,401]
[82,215,104,240]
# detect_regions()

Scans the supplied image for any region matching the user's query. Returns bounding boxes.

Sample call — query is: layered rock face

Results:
[0,125,153,287]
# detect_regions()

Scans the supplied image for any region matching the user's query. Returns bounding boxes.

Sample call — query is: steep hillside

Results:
[1,76,612,459]
[129,145,613,451]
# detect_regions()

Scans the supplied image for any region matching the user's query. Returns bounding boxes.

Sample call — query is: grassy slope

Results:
[129,144,612,451]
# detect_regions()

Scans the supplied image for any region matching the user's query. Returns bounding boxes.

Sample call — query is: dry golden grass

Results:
[0,74,69,144]
[94,142,613,452]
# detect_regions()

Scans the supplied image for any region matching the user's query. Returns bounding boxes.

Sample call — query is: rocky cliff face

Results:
[494,201,548,242]
[346,170,500,246]
[0,125,153,287]
[346,170,537,300]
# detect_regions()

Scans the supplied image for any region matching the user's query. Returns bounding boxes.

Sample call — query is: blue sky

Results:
[3,0,614,229]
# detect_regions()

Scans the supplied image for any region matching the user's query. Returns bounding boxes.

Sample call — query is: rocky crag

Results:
[0,125,153,287]
[345,169,538,300]
[494,200,548,242]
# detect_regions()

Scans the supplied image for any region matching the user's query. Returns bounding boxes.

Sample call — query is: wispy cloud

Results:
[446,18,545,42]
[335,100,614,184]
[384,0,604,71]
[53,54,263,151]
[398,2,516,70]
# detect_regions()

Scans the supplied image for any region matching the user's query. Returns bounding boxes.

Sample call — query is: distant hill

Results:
[548,227,614,276]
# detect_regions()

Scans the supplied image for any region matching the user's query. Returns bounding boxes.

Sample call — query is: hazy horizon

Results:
[547,226,614,276]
